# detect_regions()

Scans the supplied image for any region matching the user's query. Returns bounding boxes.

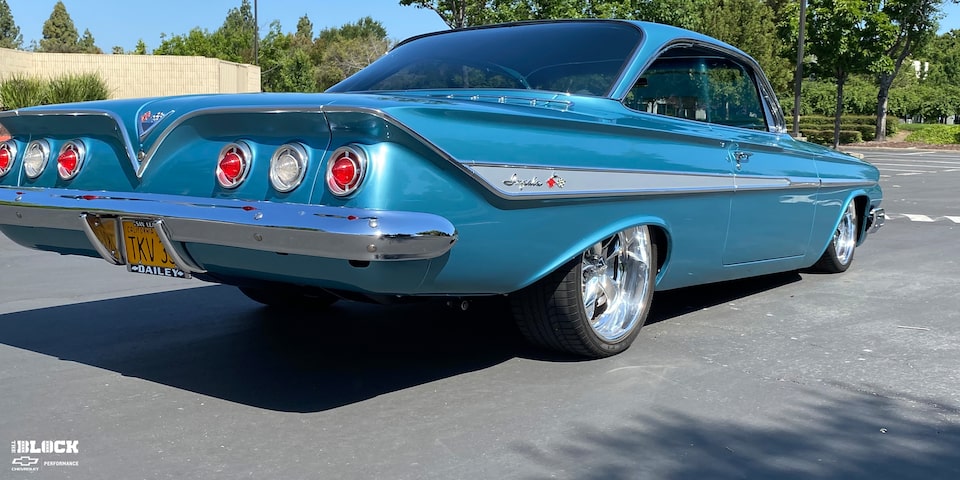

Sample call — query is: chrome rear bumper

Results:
[0,187,457,266]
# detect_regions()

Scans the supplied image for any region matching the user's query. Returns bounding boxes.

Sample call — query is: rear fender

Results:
[520,215,672,291]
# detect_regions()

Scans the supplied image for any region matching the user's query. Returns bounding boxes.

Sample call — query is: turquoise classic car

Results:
[0,20,883,358]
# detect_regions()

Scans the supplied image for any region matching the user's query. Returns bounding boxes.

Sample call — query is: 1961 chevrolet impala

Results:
[0,20,883,358]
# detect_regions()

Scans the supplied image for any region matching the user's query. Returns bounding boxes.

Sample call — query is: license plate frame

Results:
[120,218,189,279]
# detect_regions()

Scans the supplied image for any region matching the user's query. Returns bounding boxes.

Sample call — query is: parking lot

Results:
[2,148,958,479]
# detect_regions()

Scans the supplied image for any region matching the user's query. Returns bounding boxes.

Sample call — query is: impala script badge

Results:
[503,174,543,190]
[502,173,566,190]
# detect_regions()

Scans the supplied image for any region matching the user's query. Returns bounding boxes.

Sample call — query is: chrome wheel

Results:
[833,202,857,266]
[581,226,654,342]
[511,225,657,358]
[813,200,858,273]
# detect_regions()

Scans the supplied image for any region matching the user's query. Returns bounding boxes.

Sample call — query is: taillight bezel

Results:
[0,140,16,178]
[216,141,253,189]
[326,145,367,197]
[269,142,309,193]
[57,139,86,180]
[23,139,51,179]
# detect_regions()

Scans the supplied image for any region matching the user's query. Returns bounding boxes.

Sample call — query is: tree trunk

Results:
[875,72,893,142]
[833,72,847,150]
[876,38,912,142]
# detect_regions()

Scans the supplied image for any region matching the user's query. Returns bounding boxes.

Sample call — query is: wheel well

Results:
[854,195,868,242]
[648,225,669,274]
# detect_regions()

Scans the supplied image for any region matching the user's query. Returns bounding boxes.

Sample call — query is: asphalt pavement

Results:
[1,148,958,479]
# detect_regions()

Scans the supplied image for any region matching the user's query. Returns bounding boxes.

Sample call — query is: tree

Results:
[154,28,217,58]
[703,0,793,93]
[79,28,101,54]
[39,1,80,53]
[314,17,391,90]
[399,0,484,28]
[216,0,257,63]
[873,0,947,141]
[260,20,316,92]
[294,14,314,46]
[0,0,22,49]
[133,39,148,55]
[155,0,257,63]
[805,0,896,148]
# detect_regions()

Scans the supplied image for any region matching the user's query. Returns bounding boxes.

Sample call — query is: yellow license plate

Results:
[121,219,187,278]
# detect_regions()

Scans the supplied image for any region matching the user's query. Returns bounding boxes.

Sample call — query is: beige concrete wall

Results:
[0,48,260,100]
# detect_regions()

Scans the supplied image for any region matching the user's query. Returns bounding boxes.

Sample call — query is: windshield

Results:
[327,21,643,97]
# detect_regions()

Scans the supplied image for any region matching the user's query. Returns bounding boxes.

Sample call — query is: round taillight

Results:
[57,140,86,180]
[23,139,51,179]
[216,142,252,189]
[326,145,367,197]
[0,140,15,178]
[269,143,308,193]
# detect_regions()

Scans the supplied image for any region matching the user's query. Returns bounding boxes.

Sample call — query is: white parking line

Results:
[876,167,933,172]
[887,214,960,224]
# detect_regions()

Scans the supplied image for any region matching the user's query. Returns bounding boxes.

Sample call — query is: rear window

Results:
[328,22,643,97]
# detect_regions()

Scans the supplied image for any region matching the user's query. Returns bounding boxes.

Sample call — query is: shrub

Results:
[0,74,48,110]
[803,130,863,146]
[46,73,110,105]
[798,115,895,135]
[903,124,960,144]
[0,73,109,110]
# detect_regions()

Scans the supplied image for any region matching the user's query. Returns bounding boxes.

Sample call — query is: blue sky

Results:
[10,0,450,52]
[9,0,960,53]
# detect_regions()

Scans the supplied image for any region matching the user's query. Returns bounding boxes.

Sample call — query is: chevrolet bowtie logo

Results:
[12,456,39,467]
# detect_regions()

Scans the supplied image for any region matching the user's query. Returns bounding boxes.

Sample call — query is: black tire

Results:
[510,225,657,358]
[813,201,858,273]
[238,284,339,310]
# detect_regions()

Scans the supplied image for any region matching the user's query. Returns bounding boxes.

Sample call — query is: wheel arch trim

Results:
[515,216,671,293]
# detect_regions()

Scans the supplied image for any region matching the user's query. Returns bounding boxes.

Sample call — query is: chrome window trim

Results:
[616,39,786,134]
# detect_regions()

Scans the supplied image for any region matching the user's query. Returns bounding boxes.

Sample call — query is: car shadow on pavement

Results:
[0,271,802,412]
[511,383,960,479]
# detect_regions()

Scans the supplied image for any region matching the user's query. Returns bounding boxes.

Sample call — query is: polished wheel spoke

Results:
[834,203,857,265]
[580,225,654,342]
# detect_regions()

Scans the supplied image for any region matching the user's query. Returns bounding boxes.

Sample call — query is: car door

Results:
[692,56,819,265]
[721,131,818,265]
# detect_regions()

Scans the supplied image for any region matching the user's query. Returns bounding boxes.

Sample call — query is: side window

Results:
[625,48,767,131]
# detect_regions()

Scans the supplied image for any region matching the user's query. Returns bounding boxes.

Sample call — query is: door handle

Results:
[733,151,752,170]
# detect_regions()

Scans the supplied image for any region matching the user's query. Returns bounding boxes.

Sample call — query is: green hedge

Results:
[803,130,864,146]
[799,115,897,135]
[801,124,877,142]
[903,124,960,144]
[0,73,109,109]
